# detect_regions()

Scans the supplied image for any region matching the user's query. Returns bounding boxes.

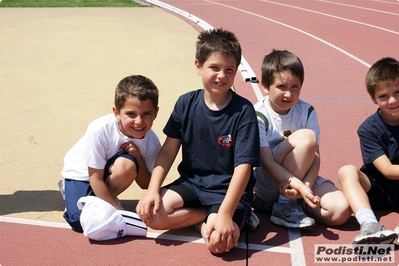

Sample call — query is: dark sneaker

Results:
[242,211,260,232]
[352,222,397,244]
[270,201,315,229]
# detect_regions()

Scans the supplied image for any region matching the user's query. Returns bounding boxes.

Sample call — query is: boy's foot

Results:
[58,180,65,200]
[270,201,315,229]
[242,211,260,232]
[352,222,397,244]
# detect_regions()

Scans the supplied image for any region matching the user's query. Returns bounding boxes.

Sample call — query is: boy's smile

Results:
[373,83,399,125]
[113,97,158,138]
[195,52,237,96]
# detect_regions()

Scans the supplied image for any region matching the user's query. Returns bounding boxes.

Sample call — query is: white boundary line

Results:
[317,0,399,16]
[262,0,399,35]
[0,216,292,254]
[205,0,371,69]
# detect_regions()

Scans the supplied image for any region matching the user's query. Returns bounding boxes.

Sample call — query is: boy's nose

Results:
[135,115,143,124]
[389,95,398,105]
[217,71,226,78]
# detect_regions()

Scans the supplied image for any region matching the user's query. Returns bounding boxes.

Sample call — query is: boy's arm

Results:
[260,146,297,185]
[88,167,121,210]
[205,163,252,250]
[260,146,320,207]
[373,155,399,180]
[136,136,181,222]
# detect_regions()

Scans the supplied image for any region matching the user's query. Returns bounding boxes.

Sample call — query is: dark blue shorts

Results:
[367,175,399,210]
[164,179,247,230]
[63,152,138,232]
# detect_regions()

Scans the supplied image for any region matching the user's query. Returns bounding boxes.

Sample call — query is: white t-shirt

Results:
[61,113,161,182]
[253,95,320,202]
[254,95,320,149]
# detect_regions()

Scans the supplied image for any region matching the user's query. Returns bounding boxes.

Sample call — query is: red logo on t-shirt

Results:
[218,134,233,147]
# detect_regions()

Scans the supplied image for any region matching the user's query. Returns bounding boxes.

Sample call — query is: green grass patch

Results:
[0,0,146,7]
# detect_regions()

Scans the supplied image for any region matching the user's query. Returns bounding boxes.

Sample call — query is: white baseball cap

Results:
[77,196,147,241]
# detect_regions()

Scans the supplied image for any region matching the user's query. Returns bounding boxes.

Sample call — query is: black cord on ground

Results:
[246,231,249,266]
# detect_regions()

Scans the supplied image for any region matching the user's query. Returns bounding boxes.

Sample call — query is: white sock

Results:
[278,195,290,204]
[355,208,378,225]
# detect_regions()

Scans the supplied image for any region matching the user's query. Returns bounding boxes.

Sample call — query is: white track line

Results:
[206,0,371,68]
[262,0,399,35]
[0,216,292,253]
[317,0,399,16]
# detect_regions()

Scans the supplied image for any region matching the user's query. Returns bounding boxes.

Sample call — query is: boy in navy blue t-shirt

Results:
[136,28,260,254]
[338,57,399,244]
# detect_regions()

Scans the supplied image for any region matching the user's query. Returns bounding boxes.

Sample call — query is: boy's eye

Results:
[378,95,387,99]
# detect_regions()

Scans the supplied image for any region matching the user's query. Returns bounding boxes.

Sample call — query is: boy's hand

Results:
[136,190,161,224]
[205,213,238,253]
[121,141,142,159]
[298,185,320,209]
[279,179,300,199]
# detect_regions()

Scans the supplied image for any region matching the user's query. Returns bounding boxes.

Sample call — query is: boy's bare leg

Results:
[105,157,137,197]
[338,165,372,213]
[146,188,207,230]
[276,129,317,180]
[305,182,351,226]
[338,165,397,244]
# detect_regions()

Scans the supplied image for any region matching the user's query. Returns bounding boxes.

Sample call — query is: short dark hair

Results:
[195,28,241,69]
[114,75,159,111]
[261,49,304,89]
[366,57,399,99]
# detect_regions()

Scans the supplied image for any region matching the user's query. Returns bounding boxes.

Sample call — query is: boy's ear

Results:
[194,59,202,75]
[112,106,120,120]
[153,107,159,120]
[261,84,269,95]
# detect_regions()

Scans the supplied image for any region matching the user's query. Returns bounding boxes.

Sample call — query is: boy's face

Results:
[195,52,237,95]
[265,71,301,115]
[372,82,399,125]
[113,97,158,139]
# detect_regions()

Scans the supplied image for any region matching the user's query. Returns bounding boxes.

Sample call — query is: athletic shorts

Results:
[164,179,247,230]
[63,152,138,232]
[253,175,333,211]
[366,175,399,210]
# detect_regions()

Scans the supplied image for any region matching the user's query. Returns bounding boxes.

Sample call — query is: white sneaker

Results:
[58,180,65,200]
[270,201,315,229]
[352,222,397,244]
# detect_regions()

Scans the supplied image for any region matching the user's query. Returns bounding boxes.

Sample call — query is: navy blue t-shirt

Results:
[163,89,260,212]
[358,109,399,185]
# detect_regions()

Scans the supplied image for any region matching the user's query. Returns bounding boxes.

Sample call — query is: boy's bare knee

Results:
[338,164,358,183]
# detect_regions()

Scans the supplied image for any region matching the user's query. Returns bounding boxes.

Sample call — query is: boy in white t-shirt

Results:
[61,75,161,232]
[253,50,352,229]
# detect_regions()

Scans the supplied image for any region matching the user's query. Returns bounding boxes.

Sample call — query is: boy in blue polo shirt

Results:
[338,57,399,244]
[136,29,260,254]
